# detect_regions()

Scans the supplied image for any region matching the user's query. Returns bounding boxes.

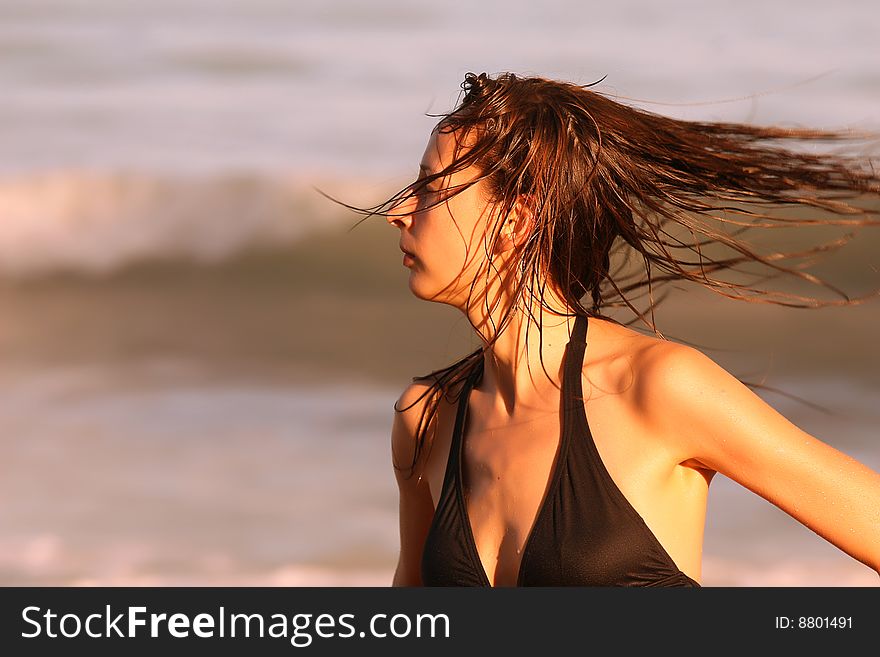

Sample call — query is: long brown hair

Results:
[319,71,880,480]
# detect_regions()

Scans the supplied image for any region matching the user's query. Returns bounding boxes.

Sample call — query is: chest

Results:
[430,384,681,586]
[424,381,665,520]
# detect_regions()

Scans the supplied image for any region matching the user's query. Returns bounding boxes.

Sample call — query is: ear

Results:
[497,195,536,252]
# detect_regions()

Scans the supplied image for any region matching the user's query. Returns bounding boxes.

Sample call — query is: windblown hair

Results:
[322,71,880,481]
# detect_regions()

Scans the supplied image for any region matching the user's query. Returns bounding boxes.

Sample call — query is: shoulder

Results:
[607,335,747,465]
[629,337,796,470]
[632,338,730,409]
[390,380,437,484]
[628,337,750,433]
[391,355,479,482]
[393,379,440,440]
[390,374,463,485]
[584,321,720,403]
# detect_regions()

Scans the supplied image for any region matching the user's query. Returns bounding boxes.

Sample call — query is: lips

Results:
[400,243,417,268]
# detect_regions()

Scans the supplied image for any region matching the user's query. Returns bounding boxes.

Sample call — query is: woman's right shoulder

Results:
[394,360,474,422]
[391,378,441,484]
[390,372,466,484]
[391,352,482,480]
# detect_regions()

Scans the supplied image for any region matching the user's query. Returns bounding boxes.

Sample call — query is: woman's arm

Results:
[390,382,438,587]
[640,342,880,577]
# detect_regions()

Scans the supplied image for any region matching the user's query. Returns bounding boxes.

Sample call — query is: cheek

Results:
[412,199,491,287]
[407,237,473,302]
[430,231,478,283]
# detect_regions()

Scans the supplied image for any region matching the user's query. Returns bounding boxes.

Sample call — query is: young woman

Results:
[339,71,880,586]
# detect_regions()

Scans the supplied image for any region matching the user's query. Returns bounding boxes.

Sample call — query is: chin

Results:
[407,276,437,302]
[407,271,450,305]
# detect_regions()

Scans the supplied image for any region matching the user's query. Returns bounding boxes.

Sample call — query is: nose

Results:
[386,190,416,228]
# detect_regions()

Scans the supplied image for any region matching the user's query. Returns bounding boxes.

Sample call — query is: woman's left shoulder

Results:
[586,324,718,404]
[628,337,739,411]
[623,338,753,471]
[628,336,795,467]
[586,319,742,417]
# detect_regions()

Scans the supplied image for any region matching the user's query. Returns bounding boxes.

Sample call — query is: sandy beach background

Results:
[1,0,878,586]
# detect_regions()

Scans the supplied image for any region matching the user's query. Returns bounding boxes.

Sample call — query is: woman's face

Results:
[387,125,501,308]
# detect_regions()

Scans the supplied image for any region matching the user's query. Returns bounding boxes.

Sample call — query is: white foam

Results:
[0,170,388,276]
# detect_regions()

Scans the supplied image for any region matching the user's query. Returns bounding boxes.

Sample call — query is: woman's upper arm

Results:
[390,381,438,586]
[641,343,880,573]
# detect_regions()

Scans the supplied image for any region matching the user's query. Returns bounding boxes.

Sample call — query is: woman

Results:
[337,71,880,586]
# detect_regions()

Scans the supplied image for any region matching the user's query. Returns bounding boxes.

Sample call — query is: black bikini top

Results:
[420,313,701,587]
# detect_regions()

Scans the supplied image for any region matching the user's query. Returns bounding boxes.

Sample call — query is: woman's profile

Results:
[331,71,880,586]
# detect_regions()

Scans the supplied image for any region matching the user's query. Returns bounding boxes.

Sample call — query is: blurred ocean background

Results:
[0,0,878,586]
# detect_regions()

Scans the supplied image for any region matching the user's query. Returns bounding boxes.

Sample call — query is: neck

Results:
[465,295,582,417]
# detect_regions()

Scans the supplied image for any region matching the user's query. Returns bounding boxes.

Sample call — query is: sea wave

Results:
[0,169,390,278]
